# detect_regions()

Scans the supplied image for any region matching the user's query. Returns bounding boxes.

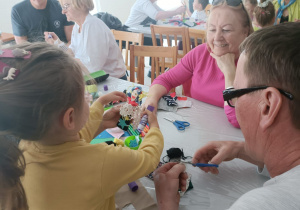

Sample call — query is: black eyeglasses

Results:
[223,86,294,108]
[212,0,242,7]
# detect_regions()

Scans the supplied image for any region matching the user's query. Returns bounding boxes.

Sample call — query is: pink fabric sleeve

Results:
[224,105,240,128]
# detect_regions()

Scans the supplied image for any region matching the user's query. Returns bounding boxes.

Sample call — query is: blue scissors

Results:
[163,117,190,131]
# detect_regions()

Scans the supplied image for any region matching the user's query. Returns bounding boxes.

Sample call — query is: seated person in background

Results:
[243,0,257,20]
[45,0,127,79]
[0,42,164,210]
[0,137,28,210]
[155,22,300,210]
[11,0,73,44]
[144,0,254,128]
[273,0,300,24]
[252,0,275,30]
[190,0,209,22]
[124,0,186,28]
[189,0,194,13]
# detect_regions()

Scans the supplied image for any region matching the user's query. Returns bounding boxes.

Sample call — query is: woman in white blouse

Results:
[45,0,127,79]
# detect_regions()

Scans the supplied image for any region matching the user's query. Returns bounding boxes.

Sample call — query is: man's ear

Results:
[259,88,282,130]
[62,107,76,130]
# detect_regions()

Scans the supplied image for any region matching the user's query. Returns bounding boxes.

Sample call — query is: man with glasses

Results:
[11,0,74,44]
[154,22,300,209]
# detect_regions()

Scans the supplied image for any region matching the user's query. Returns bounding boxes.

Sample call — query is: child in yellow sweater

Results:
[0,42,164,210]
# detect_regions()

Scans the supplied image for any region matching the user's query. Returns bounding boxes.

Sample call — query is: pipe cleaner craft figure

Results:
[118,86,148,131]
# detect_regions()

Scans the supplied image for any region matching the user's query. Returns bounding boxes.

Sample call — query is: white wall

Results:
[0,0,135,33]
[0,0,191,33]
[0,0,20,33]
[98,0,136,23]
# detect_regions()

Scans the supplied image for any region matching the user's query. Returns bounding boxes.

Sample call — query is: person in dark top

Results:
[11,0,74,44]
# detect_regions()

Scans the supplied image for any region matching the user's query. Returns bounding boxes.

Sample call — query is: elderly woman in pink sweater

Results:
[144,0,253,128]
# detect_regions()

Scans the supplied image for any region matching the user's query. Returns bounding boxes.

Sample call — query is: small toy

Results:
[137,105,154,133]
[117,86,148,131]
[104,85,108,91]
[3,68,19,81]
[128,181,138,192]
[113,138,124,147]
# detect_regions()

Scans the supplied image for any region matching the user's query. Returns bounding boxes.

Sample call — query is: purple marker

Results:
[137,105,154,133]
[128,181,138,192]
[137,115,148,133]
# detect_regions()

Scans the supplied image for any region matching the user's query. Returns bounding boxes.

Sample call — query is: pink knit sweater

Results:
[152,43,240,128]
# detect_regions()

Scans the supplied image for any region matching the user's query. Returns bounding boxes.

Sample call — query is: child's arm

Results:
[79,91,127,143]
[100,109,164,195]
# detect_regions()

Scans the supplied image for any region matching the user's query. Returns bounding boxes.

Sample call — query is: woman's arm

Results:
[144,49,197,110]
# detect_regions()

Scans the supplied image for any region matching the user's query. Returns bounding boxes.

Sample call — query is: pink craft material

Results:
[128,181,138,192]
[0,49,31,59]
[106,127,124,139]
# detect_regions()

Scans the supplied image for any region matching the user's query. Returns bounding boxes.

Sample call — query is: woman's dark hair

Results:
[0,136,28,210]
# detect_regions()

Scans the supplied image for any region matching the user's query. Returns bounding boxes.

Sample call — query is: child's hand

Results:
[100,106,122,131]
[97,91,127,106]
[142,106,159,129]
[44,31,59,44]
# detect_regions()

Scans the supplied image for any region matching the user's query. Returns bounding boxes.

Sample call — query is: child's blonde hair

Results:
[0,42,85,140]
[254,0,275,27]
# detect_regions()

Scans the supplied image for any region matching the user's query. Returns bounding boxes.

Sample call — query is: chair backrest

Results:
[111,29,144,70]
[150,25,188,59]
[186,28,206,52]
[129,45,177,85]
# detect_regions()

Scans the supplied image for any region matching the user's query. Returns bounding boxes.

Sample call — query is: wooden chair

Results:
[150,25,188,64]
[111,29,144,71]
[186,28,206,52]
[129,45,177,85]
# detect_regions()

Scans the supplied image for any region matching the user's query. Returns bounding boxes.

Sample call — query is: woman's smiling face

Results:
[207,6,249,57]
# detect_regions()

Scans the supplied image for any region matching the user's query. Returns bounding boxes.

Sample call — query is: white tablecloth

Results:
[98,77,269,210]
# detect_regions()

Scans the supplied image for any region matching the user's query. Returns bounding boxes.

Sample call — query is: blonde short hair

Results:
[210,1,254,35]
[59,0,94,12]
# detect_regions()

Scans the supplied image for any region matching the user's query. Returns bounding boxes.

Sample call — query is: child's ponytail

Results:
[254,0,275,27]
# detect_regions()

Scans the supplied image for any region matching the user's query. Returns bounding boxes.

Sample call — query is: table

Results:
[128,19,206,38]
[98,77,269,210]
[0,32,15,43]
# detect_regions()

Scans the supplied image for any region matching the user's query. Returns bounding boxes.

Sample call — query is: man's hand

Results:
[192,141,245,174]
[154,162,188,210]
[44,31,59,45]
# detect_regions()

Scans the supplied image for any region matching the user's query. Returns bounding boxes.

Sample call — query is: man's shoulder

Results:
[12,0,30,11]
[229,176,300,210]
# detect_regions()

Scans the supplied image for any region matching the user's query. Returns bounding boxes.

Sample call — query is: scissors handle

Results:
[192,163,219,167]
[174,120,190,131]
[173,121,185,130]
